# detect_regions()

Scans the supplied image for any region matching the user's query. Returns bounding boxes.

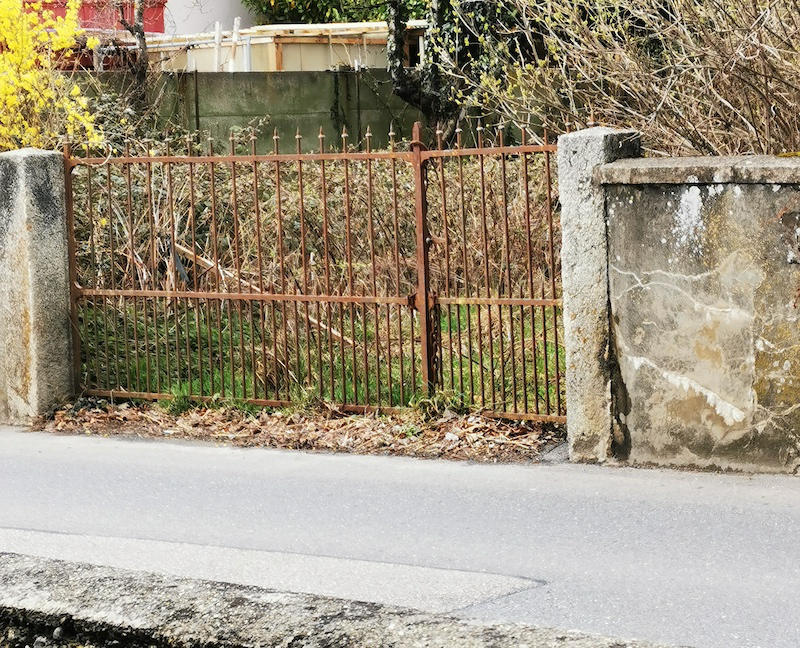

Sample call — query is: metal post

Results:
[411,122,436,397]
[63,144,81,393]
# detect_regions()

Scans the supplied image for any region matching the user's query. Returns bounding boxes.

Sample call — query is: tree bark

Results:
[119,0,149,107]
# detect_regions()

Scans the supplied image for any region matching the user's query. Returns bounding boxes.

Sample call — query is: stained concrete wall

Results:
[560,129,800,472]
[597,157,800,472]
[0,150,72,423]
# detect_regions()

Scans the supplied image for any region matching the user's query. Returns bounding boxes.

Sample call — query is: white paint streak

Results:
[672,186,705,252]
[627,355,748,426]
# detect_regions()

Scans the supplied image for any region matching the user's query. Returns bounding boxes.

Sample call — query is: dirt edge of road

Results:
[33,398,564,464]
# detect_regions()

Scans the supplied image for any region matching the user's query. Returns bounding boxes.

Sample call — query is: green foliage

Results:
[242,0,427,24]
[166,384,193,415]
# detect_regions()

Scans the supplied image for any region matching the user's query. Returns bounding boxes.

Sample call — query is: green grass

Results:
[77,297,565,417]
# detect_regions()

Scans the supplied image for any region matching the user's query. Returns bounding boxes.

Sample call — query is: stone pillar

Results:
[557,128,641,462]
[0,149,73,423]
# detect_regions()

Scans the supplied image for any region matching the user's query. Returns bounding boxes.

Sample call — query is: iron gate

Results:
[64,122,564,422]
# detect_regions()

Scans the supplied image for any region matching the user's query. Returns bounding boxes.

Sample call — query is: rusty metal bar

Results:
[71,151,415,166]
[63,144,82,391]
[544,130,563,415]
[67,144,556,168]
[411,122,436,396]
[455,127,474,406]
[273,130,291,400]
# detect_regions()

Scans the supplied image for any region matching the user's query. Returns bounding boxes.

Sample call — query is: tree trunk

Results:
[119,0,149,107]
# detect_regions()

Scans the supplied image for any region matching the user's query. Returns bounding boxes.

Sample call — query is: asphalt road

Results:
[1,426,798,648]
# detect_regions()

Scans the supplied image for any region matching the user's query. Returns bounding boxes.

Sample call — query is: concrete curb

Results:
[0,553,673,648]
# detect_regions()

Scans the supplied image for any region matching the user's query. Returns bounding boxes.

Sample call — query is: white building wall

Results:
[163,0,255,36]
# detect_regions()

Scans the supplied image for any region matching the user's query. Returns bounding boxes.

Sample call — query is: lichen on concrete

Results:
[0,554,670,648]
[603,169,800,473]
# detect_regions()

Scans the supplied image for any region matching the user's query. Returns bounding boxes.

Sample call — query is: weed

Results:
[165,385,193,416]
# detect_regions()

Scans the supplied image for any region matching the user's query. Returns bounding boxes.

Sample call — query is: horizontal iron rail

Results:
[436,296,561,307]
[69,151,414,166]
[77,288,413,306]
[67,144,557,168]
[420,144,557,160]
[82,388,567,424]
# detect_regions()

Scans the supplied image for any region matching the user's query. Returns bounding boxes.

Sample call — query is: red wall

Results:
[41,1,166,33]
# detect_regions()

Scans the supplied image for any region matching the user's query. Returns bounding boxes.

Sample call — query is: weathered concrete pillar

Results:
[0,149,73,422]
[557,128,641,462]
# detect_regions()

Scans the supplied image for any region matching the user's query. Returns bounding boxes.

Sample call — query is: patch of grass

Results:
[165,384,193,416]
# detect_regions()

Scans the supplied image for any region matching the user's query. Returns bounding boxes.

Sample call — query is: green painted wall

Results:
[176,71,423,152]
[82,70,423,151]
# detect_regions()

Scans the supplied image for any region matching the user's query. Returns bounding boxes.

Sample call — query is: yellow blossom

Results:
[0,0,102,151]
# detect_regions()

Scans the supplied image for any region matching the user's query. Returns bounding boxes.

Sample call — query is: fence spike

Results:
[318,127,326,153]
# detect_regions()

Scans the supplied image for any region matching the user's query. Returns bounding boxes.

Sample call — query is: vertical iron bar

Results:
[296,130,313,391]
[208,142,224,397]
[251,135,269,401]
[411,122,435,397]
[499,128,517,413]
[105,164,121,389]
[187,135,203,397]
[544,132,562,415]
[365,127,381,406]
[319,129,335,401]
[123,143,141,393]
[342,127,358,403]
[63,145,82,392]
[389,127,404,406]
[229,133,246,399]
[521,129,540,415]
[273,129,291,399]
[145,145,159,393]
[477,125,493,408]
[166,142,180,395]
[456,128,474,406]
[436,127,455,394]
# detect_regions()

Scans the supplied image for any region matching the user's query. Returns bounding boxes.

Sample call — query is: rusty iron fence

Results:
[64,122,564,422]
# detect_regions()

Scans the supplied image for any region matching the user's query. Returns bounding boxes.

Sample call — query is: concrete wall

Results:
[87,71,423,152]
[176,70,423,151]
[0,150,72,423]
[559,128,800,473]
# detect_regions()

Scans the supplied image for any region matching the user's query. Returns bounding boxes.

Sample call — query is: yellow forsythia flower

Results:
[0,0,102,151]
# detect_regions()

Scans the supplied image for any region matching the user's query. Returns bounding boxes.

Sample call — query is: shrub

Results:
[439,0,800,155]
[0,0,100,151]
